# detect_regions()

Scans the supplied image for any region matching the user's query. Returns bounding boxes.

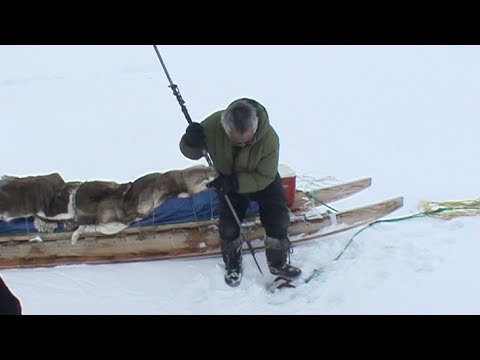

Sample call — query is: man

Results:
[179,98,301,287]
[0,275,22,315]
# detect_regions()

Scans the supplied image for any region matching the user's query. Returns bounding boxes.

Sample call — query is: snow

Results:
[1,45,479,314]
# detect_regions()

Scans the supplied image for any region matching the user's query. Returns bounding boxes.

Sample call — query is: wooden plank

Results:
[311,177,372,203]
[0,196,403,269]
[289,177,372,211]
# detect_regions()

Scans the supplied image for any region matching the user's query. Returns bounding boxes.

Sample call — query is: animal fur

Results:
[0,173,67,235]
[1,166,217,245]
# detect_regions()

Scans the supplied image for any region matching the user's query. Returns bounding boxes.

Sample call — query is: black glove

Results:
[184,122,206,148]
[206,174,238,195]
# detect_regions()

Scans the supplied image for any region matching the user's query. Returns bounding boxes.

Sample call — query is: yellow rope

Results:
[418,198,480,220]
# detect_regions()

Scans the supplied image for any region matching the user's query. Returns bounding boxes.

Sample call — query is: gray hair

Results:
[221,100,258,135]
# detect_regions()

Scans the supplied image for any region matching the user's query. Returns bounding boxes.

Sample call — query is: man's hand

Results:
[206,174,238,195]
[184,122,206,148]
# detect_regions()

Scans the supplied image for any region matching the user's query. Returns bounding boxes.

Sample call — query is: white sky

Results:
[1,45,479,314]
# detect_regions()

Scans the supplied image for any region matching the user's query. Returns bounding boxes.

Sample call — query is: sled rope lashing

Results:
[190,196,198,223]
[299,175,340,214]
[190,194,204,233]
[71,186,79,223]
[305,191,339,214]
[25,217,30,234]
[297,175,340,192]
[305,198,480,284]
[152,203,156,227]
[304,190,339,228]
[209,190,215,220]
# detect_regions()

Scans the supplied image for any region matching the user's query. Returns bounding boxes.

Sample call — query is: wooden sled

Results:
[0,177,403,269]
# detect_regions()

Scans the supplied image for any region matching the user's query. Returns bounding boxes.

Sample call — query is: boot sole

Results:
[269,268,302,278]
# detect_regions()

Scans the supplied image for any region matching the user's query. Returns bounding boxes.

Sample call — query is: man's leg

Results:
[252,174,302,278]
[218,192,249,287]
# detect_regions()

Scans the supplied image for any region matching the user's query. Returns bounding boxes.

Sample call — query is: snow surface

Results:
[1,45,479,314]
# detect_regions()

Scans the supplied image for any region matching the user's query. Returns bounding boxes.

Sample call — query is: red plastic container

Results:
[278,164,296,207]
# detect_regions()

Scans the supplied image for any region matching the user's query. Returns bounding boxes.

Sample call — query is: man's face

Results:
[228,127,256,148]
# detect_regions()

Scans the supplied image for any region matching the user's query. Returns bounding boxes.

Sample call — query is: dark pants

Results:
[218,173,290,243]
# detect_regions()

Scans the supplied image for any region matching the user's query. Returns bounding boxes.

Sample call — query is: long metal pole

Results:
[153,45,263,274]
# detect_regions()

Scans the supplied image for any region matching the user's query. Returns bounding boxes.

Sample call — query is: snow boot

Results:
[265,236,302,278]
[220,237,243,287]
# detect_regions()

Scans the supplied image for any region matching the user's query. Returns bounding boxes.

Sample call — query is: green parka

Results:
[180,98,279,194]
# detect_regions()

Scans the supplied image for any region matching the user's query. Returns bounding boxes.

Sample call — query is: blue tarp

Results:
[0,189,260,235]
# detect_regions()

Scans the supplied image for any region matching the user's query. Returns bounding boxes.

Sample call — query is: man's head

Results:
[221,100,258,148]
